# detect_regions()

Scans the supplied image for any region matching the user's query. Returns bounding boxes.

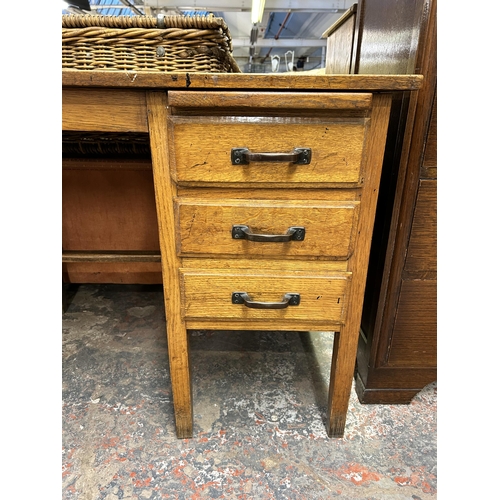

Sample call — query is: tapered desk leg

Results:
[326,93,393,438]
[326,326,357,437]
[147,91,193,438]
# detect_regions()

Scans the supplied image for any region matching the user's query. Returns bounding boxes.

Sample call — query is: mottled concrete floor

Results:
[62,284,437,499]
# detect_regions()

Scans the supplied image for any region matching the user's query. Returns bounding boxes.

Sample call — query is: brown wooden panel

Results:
[169,91,371,110]
[180,257,348,273]
[175,196,359,259]
[62,89,148,132]
[355,374,427,404]
[169,116,368,186]
[357,365,436,390]
[355,0,437,404]
[62,158,152,171]
[421,92,437,178]
[177,187,359,202]
[148,90,194,438]
[62,167,160,251]
[356,389,422,405]
[63,262,162,284]
[181,269,350,323]
[325,14,356,74]
[355,0,426,75]
[62,251,161,263]
[355,368,436,404]
[404,179,436,271]
[387,279,437,367]
[185,319,342,332]
[62,71,423,91]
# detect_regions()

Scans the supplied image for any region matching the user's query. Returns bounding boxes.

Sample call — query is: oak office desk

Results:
[62,71,422,439]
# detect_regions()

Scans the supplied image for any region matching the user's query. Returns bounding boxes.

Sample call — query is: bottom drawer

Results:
[180,269,351,324]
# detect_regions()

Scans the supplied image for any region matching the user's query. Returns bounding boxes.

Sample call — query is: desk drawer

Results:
[175,196,360,259]
[180,269,350,323]
[168,116,368,186]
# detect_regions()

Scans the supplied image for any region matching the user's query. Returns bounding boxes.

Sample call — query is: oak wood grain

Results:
[180,269,350,323]
[168,91,372,110]
[63,158,152,171]
[327,93,392,437]
[179,257,349,273]
[354,0,437,404]
[62,262,162,284]
[147,91,193,439]
[355,0,426,75]
[356,362,437,389]
[185,319,342,332]
[324,9,357,74]
[62,167,160,252]
[421,92,437,178]
[176,187,359,202]
[373,1,437,373]
[355,377,423,404]
[62,71,423,91]
[62,89,148,132]
[62,251,161,262]
[62,158,159,284]
[175,197,359,259]
[169,116,368,186]
[404,179,437,271]
[387,279,437,367]
[322,4,358,38]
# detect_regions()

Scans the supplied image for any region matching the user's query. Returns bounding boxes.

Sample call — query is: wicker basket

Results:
[62,14,241,73]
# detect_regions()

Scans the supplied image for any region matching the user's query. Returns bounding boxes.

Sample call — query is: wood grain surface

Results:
[387,279,437,367]
[62,89,148,132]
[147,91,193,439]
[175,196,360,259]
[325,9,357,74]
[62,251,161,262]
[180,269,350,323]
[62,71,423,91]
[169,117,368,186]
[327,93,392,437]
[404,179,437,271]
[168,91,372,110]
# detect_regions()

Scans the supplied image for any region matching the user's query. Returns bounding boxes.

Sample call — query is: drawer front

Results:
[168,117,368,186]
[180,270,351,323]
[175,197,360,259]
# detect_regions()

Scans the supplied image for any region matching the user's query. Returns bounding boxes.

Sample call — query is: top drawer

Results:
[167,91,372,187]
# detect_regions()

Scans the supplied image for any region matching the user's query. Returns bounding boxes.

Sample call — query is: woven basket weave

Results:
[62,14,241,73]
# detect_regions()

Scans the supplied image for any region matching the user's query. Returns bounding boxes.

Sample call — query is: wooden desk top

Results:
[62,70,423,92]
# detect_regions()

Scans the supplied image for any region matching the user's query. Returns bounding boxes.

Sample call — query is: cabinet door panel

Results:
[405,180,437,272]
[387,279,437,367]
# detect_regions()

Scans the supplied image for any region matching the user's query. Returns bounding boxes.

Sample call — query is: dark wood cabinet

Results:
[325,0,437,403]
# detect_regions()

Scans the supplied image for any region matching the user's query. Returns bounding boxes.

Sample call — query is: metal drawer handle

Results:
[232,225,305,242]
[232,292,300,309]
[231,147,311,165]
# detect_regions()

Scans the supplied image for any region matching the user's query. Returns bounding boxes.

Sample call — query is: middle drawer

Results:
[174,195,360,260]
